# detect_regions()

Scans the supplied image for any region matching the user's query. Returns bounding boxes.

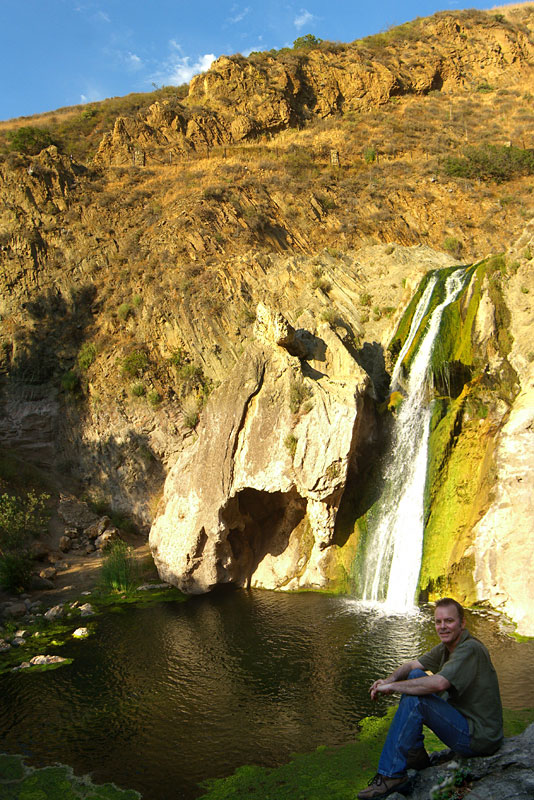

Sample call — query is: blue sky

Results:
[3,0,502,120]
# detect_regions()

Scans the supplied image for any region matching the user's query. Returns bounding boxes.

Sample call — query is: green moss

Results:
[0,755,141,799]
[197,707,534,800]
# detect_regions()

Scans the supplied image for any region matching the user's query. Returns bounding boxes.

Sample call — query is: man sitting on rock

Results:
[357,597,503,799]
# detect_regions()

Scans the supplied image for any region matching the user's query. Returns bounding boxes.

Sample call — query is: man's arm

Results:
[369,659,450,700]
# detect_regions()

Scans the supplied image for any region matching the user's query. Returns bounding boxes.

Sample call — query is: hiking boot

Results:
[406,747,431,770]
[356,772,409,799]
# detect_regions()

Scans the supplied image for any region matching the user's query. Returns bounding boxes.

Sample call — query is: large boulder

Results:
[150,307,372,594]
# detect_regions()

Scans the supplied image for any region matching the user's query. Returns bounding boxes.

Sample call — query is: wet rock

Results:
[11,637,26,647]
[72,627,89,638]
[44,604,63,621]
[79,603,95,617]
[0,639,11,652]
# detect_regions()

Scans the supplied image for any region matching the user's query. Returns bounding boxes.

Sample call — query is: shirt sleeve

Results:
[418,644,443,674]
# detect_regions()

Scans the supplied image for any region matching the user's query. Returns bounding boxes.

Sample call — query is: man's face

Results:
[434,604,465,651]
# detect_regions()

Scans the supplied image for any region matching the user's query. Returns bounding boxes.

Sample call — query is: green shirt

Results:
[418,629,503,754]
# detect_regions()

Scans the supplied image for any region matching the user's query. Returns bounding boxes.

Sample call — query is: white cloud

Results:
[155,51,216,86]
[96,10,111,23]
[294,9,315,30]
[228,6,250,24]
[80,89,103,104]
[126,52,143,71]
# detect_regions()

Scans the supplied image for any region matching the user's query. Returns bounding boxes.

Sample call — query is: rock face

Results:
[397,723,534,800]
[150,305,371,593]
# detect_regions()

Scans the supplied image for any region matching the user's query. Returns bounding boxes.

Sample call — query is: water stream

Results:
[361,268,467,611]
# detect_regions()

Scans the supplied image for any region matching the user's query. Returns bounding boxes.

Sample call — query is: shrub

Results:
[117,302,132,321]
[363,146,377,164]
[7,126,55,155]
[100,540,139,593]
[0,491,50,592]
[284,433,298,457]
[121,350,148,378]
[77,342,96,371]
[61,370,80,393]
[443,236,462,257]
[443,144,534,182]
[289,379,312,414]
[147,390,162,407]
[130,382,146,397]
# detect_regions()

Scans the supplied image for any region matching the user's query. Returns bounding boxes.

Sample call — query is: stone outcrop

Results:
[150,305,371,593]
[93,11,534,165]
[392,723,534,800]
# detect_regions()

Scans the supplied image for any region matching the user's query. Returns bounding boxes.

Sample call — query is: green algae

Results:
[0,585,187,675]
[0,755,141,800]
[197,706,534,800]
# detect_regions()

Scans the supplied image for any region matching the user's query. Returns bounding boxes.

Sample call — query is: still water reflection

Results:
[1,590,533,800]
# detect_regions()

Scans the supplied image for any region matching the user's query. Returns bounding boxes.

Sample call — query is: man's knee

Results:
[408,668,427,680]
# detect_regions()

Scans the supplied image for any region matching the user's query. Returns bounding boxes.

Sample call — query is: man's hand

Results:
[370,679,391,701]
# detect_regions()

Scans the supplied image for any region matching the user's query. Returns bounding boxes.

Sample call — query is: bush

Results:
[7,126,55,155]
[77,342,96,371]
[130,382,146,397]
[0,491,50,592]
[443,144,534,182]
[100,540,139,593]
[121,350,148,378]
[61,370,80,392]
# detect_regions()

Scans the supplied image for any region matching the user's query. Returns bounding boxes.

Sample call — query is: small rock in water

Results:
[79,603,95,617]
[11,637,26,647]
[30,654,67,666]
[72,627,89,638]
[0,639,11,652]
[136,583,171,591]
[81,591,91,596]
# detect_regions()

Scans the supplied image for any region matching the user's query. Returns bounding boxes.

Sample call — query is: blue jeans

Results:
[378,669,475,778]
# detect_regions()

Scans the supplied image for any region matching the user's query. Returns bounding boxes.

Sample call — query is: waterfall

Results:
[361,267,467,612]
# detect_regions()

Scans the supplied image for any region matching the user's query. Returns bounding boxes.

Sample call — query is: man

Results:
[357,597,503,800]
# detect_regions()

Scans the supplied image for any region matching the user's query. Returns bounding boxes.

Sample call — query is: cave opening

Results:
[223,487,307,587]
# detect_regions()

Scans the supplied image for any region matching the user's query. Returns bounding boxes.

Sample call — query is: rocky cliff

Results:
[0,6,533,633]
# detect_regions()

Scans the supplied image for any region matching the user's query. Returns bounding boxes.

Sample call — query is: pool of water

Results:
[1,590,533,800]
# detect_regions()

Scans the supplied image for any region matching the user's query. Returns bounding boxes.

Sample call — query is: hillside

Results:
[0,5,534,631]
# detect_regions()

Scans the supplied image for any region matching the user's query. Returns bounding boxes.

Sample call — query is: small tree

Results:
[293,33,323,49]
[7,126,55,155]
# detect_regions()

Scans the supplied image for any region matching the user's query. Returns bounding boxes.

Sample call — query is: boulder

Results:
[57,494,99,529]
[150,308,372,594]
[84,516,111,540]
[95,527,120,549]
[393,724,534,800]
[28,574,54,591]
[1,602,28,619]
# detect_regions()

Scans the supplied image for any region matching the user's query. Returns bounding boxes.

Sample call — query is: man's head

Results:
[434,597,466,652]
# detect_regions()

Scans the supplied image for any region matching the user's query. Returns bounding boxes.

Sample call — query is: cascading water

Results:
[361,267,467,612]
